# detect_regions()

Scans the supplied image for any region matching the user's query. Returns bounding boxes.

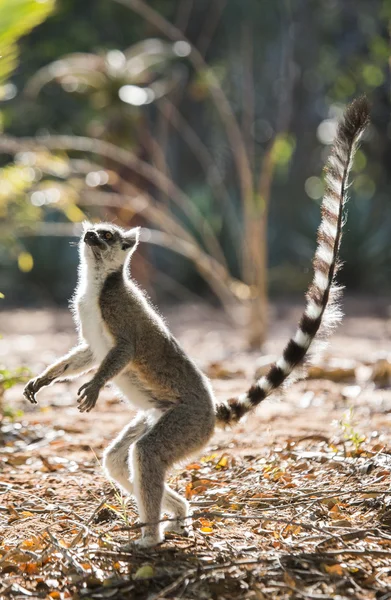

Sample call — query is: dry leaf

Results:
[216,455,229,469]
[23,563,40,575]
[133,565,154,580]
[185,482,194,500]
[323,564,344,576]
[7,504,20,522]
[308,361,356,382]
[21,537,44,551]
[371,358,391,386]
[206,361,245,380]
[332,519,352,528]
[200,527,213,534]
[283,572,296,588]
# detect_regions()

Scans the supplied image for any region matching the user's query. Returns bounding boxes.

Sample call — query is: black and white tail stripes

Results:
[216,96,370,426]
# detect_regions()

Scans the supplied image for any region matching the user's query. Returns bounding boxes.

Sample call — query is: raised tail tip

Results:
[340,96,370,140]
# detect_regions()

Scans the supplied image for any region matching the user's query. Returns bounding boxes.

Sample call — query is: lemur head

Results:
[80,222,140,272]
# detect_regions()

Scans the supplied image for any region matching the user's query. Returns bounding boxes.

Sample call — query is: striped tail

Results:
[216,96,370,426]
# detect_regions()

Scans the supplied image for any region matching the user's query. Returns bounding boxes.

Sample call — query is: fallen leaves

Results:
[133,564,154,579]
[308,360,357,382]
[323,563,345,576]
[206,361,245,380]
[2,321,391,599]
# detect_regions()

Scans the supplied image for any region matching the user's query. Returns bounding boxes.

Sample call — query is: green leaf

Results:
[0,0,56,85]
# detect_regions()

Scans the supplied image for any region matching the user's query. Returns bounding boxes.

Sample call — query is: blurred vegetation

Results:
[1,0,391,334]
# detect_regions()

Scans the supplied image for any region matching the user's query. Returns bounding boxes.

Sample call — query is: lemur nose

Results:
[84,231,95,241]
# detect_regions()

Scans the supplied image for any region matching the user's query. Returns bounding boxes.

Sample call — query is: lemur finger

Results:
[77,383,88,396]
[78,399,95,412]
[23,385,38,404]
[23,390,35,404]
[77,400,87,412]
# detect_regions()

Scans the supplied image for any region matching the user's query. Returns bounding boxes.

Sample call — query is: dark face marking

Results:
[84,230,105,248]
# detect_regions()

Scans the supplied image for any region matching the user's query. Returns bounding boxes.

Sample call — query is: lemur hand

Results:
[23,376,47,404]
[77,379,101,412]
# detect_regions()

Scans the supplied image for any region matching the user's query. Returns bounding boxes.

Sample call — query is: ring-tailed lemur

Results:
[23,98,369,548]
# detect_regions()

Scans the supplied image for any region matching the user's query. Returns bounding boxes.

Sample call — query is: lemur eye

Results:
[104,232,113,240]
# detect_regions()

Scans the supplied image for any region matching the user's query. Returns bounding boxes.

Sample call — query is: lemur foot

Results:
[134,533,164,548]
[23,376,47,404]
[77,380,100,412]
[163,519,192,538]
[121,533,164,550]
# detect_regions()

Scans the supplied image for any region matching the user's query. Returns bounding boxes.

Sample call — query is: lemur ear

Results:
[122,227,140,251]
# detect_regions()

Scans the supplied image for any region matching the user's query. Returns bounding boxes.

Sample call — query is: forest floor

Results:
[1,297,391,600]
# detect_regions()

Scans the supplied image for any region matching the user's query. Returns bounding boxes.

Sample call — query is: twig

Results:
[68,496,108,548]
[45,529,87,574]
[267,582,334,600]
[299,549,391,559]
[149,571,191,600]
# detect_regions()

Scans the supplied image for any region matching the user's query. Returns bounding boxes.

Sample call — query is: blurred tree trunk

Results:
[240,21,268,349]
[244,145,274,349]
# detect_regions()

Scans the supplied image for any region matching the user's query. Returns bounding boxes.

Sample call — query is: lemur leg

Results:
[130,399,215,547]
[24,345,94,404]
[103,412,149,495]
[161,484,190,537]
[103,411,189,534]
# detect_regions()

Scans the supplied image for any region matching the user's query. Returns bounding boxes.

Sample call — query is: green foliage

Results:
[340,409,366,452]
[0,1,52,415]
[0,366,30,392]
[1,404,24,419]
[0,365,30,419]
[271,134,296,171]
[0,0,55,88]
[26,38,187,146]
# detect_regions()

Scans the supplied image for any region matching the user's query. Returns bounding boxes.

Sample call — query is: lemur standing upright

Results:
[24,98,369,548]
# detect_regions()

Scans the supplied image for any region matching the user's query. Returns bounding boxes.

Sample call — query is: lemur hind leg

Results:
[162,483,190,537]
[131,398,215,548]
[103,409,187,528]
[103,412,149,495]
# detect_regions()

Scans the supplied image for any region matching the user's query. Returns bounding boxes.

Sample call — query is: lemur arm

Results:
[24,344,95,404]
[77,340,134,413]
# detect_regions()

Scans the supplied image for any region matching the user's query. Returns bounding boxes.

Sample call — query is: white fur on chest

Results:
[77,280,113,362]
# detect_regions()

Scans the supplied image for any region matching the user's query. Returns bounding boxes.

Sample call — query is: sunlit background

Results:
[1,0,391,347]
